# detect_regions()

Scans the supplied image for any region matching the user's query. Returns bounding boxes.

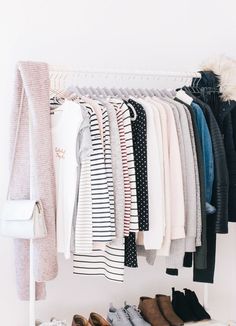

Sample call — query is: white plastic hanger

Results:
[118,88,127,98]
[145,88,155,97]
[161,89,174,98]
[96,87,107,97]
[132,88,141,97]
[111,87,123,98]
[126,101,137,121]
[158,89,166,97]
[103,87,113,97]
[80,87,88,96]
[137,88,148,97]
[119,88,129,99]
[81,87,92,97]
[152,88,162,97]
[125,88,134,97]
[74,87,84,97]
[89,87,99,98]
[175,89,193,105]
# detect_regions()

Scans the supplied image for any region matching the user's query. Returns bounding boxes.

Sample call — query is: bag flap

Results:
[0,200,38,221]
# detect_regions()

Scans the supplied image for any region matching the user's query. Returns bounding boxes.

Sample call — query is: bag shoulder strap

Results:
[7,86,25,199]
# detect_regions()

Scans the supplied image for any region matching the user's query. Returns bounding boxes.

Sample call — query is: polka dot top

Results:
[127,99,149,231]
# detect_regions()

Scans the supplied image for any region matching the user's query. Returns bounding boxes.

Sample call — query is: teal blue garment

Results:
[191,102,215,213]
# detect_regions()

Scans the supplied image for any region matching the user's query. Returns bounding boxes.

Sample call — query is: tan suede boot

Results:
[138,297,170,326]
[156,295,184,326]
[89,312,110,326]
[72,315,92,326]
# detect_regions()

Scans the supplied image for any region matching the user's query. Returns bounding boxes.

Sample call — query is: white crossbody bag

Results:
[0,87,47,240]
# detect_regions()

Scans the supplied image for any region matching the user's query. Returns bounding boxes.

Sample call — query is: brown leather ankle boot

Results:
[89,312,110,326]
[138,297,170,326]
[156,295,184,326]
[72,315,92,326]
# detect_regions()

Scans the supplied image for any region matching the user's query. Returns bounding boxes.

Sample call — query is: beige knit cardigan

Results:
[9,62,58,300]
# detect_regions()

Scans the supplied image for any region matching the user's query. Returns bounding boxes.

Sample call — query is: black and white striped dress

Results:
[109,99,139,233]
[73,99,125,282]
[74,244,124,282]
[109,99,139,268]
[97,100,115,237]
[71,99,112,242]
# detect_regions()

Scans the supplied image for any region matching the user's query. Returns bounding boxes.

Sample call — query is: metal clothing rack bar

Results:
[29,240,35,326]
[49,67,201,86]
[30,67,207,326]
[49,67,201,77]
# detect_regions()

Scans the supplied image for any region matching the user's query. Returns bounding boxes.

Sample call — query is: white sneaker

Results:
[36,318,67,326]
[107,304,132,326]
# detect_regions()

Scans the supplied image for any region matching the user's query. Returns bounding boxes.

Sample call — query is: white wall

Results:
[0,0,236,325]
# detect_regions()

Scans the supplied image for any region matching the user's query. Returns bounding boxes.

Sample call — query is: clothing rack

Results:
[49,67,201,78]
[30,67,206,326]
[49,67,201,89]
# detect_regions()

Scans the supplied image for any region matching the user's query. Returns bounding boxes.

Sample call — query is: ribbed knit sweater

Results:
[9,62,58,300]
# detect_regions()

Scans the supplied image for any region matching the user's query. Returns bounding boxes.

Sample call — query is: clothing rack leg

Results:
[29,239,35,326]
[203,283,209,311]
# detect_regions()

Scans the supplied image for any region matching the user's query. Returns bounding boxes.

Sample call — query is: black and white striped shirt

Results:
[78,99,113,242]
[110,99,139,233]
